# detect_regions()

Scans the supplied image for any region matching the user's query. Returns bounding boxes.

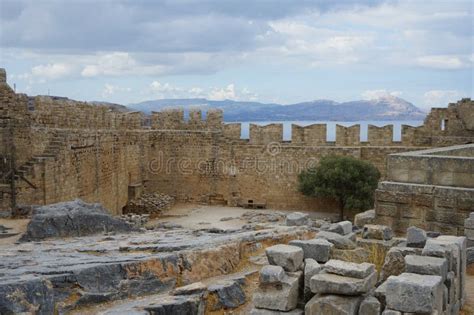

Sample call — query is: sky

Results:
[0,0,472,109]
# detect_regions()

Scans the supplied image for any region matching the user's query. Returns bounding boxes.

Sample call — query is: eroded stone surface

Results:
[265,244,304,272]
[305,294,362,315]
[324,259,375,279]
[253,271,301,311]
[310,271,377,295]
[315,231,356,250]
[289,238,333,263]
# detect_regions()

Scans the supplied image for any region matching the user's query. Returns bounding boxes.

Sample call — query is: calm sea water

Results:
[232,120,424,142]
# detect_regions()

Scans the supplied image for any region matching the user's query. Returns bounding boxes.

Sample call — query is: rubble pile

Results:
[119,213,150,228]
[122,193,175,217]
[248,212,469,314]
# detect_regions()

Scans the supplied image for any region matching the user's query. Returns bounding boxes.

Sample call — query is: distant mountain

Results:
[128,96,426,121]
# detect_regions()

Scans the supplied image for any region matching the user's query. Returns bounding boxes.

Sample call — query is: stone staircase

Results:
[15,131,68,181]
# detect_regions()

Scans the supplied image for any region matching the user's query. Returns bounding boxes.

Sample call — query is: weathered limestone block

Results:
[143,294,204,315]
[374,280,387,308]
[303,259,321,302]
[250,308,303,315]
[286,212,310,226]
[316,231,356,250]
[362,224,393,241]
[380,247,415,282]
[381,310,401,315]
[359,295,381,315]
[207,280,246,310]
[385,273,443,313]
[260,265,285,285]
[405,255,448,280]
[265,244,304,272]
[331,247,370,264]
[406,226,427,248]
[305,294,362,315]
[253,271,301,311]
[20,199,136,241]
[172,282,207,296]
[289,238,333,263]
[324,259,375,279]
[327,221,352,235]
[354,209,376,229]
[437,235,467,304]
[422,240,455,272]
[310,271,377,295]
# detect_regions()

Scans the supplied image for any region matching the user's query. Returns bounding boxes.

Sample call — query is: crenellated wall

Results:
[1,68,473,216]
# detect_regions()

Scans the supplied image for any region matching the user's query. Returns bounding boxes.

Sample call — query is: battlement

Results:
[29,96,145,129]
[292,124,327,146]
[150,108,223,131]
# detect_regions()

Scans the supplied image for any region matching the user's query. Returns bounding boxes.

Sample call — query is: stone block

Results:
[250,308,303,315]
[143,294,204,314]
[437,235,467,304]
[464,217,474,229]
[265,244,304,272]
[406,226,427,248]
[324,259,375,279]
[286,212,309,226]
[316,231,356,250]
[379,246,420,282]
[467,247,474,264]
[331,247,370,264]
[289,238,333,263]
[207,279,246,310]
[359,295,381,315]
[405,255,448,280]
[362,224,393,241]
[304,294,362,315]
[327,221,352,235]
[310,271,377,295]
[253,271,301,311]
[374,280,387,308]
[259,265,285,285]
[385,273,443,313]
[381,310,401,315]
[354,209,375,229]
[172,282,207,296]
[465,228,474,238]
[304,259,322,302]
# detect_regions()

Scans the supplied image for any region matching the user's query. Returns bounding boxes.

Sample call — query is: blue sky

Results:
[0,0,472,109]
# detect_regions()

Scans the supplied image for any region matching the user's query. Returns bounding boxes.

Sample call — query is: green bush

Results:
[298,155,381,220]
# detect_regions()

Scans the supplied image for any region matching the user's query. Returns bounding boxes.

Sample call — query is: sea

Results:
[233,120,424,142]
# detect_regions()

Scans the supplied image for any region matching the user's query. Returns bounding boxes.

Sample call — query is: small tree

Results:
[298,155,380,220]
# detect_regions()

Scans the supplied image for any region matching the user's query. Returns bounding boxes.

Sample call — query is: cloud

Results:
[101,83,131,98]
[16,63,75,83]
[361,89,402,100]
[422,90,464,107]
[145,81,257,101]
[416,55,466,70]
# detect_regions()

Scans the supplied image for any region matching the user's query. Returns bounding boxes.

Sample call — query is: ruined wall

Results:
[1,67,473,216]
[375,144,474,235]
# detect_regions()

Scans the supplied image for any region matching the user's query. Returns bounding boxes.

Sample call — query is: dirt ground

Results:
[148,203,338,230]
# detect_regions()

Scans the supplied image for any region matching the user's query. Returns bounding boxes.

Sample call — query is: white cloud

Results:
[16,63,75,83]
[416,55,465,70]
[101,83,131,98]
[423,90,464,108]
[208,84,236,101]
[361,89,402,100]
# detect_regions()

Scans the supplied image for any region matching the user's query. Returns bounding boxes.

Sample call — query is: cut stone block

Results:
[381,310,401,315]
[143,294,204,314]
[354,209,375,229]
[304,259,321,302]
[359,295,381,315]
[172,282,207,296]
[305,294,362,315]
[327,221,352,235]
[286,212,309,226]
[289,238,333,263]
[374,280,387,308]
[385,273,443,313]
[249,308,303,315]
[265,244,304,272]
[324,259,375,279]
[405,255,448,281]
[207,280,246,310]
[310,271,377,295]
[259,265,285,285]
[253,271,301,311]
[315,231,356,250]
[437,235,467,304]
[465,217,474,229]
[362,224,393,241]
[406,226,427,248]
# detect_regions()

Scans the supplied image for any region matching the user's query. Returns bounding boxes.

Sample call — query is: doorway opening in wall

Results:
[440,119,448,131]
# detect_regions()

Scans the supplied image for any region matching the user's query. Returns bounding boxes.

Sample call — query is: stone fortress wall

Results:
[1,68,473,227]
